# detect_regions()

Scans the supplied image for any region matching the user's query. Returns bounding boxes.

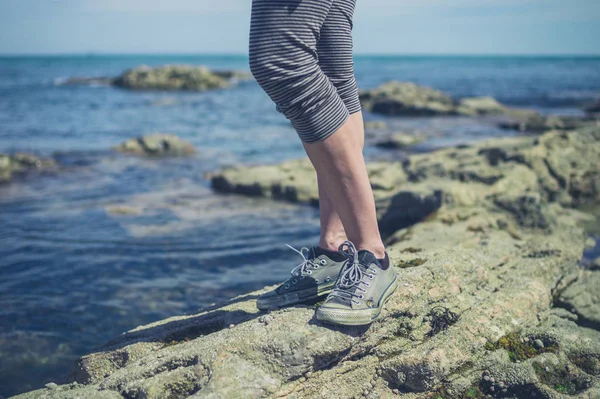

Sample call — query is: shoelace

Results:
[286,244,318,277]
[329,241,376,305]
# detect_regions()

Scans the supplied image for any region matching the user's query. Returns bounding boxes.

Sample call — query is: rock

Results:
[359,81,538,118]
[498,114,595,133]
[534,339,545,349]
[359,81,455,116]
[377,186,445,236]
[364,121,388,131]
[113,65,240,91]
[375,133,425,149]
[455,96,508,116]
[44,383,58,389]
[114,133,195,157]
[558,270,600,330]
[0,153,57,183]
[66,65,251,92]
[584,99,600,115]
[13,125,600,399]
[210,126,600,212]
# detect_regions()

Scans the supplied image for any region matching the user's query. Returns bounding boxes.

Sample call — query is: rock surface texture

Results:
[16,127,600,399]
[64,65,250,92]
[114,134,196,157]
[0,153,57,183]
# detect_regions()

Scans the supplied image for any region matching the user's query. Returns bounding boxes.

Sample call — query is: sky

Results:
[0,0,599,55]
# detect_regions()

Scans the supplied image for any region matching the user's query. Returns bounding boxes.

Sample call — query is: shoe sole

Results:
[256,282,335,310]
[316,277,398,326]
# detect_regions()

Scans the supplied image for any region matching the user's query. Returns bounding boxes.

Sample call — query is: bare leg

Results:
[317,112,365,251]
[306,113,385,258]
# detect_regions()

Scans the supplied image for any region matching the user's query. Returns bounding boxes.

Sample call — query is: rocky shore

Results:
[63,65,251,92]
[15,124,600,398]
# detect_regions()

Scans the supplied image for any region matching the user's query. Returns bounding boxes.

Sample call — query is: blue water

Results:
[1,55,599,396]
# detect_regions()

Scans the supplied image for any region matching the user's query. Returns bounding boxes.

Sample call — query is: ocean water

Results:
[1,55,599,396]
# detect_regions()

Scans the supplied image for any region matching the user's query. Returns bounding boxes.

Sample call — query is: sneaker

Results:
[316,241,397,326]
[256,245,348,310]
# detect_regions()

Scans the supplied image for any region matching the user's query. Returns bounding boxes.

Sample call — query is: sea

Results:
[1,54,599,396]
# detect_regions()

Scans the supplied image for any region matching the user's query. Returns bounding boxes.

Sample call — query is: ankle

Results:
[319,235,346,252]
[359,243,386,259]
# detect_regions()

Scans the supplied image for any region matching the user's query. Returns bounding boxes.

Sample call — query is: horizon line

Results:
[1,52,600,58]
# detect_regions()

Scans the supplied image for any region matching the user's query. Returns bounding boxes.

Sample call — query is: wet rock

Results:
[0,153,57,183]
[114,133,195,157]
[375,133,425,149]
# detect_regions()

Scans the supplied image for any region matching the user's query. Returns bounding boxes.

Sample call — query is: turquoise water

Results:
[1,55,599,396]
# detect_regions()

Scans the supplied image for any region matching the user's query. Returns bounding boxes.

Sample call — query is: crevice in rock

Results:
[553,298,600,331]
[150,356,200,376]
[543,158,567,191]
[308,347,353,375]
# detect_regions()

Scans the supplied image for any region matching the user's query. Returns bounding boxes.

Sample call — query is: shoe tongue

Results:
[357,250,379,268]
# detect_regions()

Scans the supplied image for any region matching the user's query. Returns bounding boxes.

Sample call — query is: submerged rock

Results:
[15,126,600,399]
[114,133,196,157]
[0,153,57,183]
